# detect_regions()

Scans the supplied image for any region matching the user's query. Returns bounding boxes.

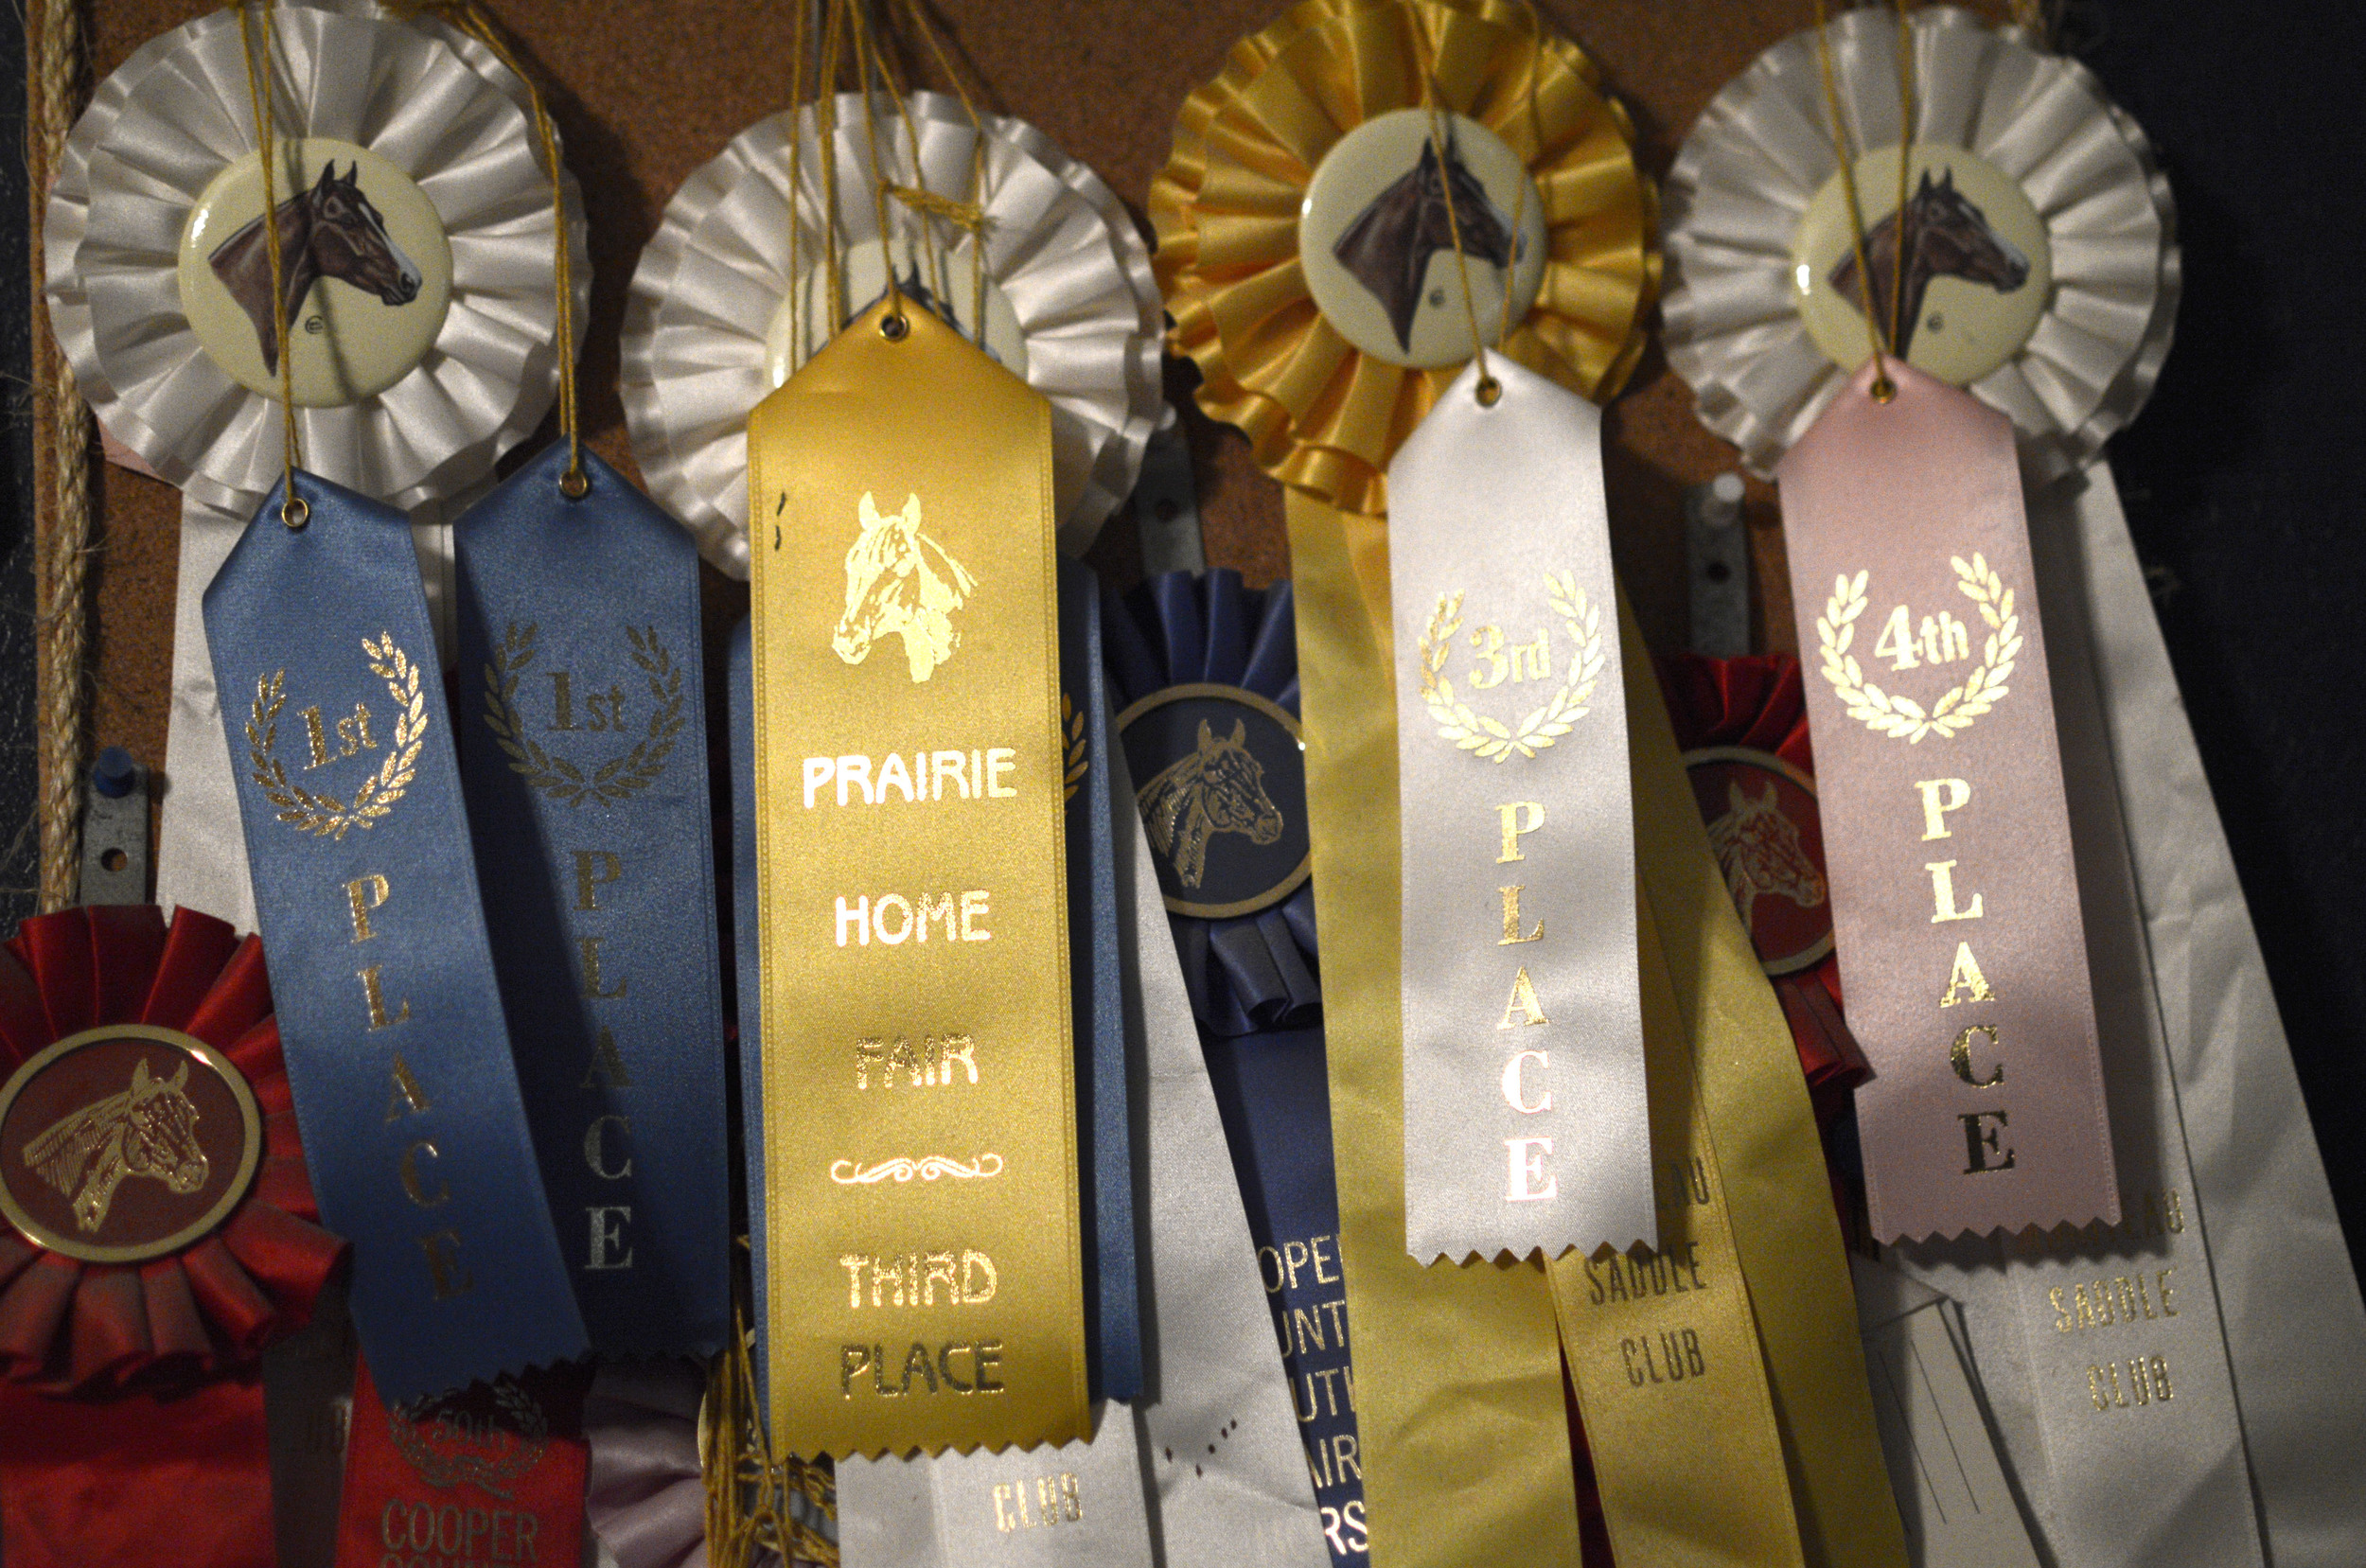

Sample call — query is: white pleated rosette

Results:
[44,1,590,514]
[1660,6,2178,480]
[623,92,1161,574]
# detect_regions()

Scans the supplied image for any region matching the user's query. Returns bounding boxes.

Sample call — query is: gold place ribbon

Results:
[1288,489,1580,1567]
[1616,599,1909,1568]
[747,298,1086,1458]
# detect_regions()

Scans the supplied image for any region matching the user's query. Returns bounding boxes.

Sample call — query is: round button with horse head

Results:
[1298,107,1548,370]
[0,1023,262,1265]
[177,136,453,406]
[1682,746,1835,978]
[1790,144,2052,388]
[1118,682,1312,921]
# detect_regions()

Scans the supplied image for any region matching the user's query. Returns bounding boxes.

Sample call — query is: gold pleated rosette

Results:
[1151,0,1656,519]
[620,93,1162,575]
[43,2,589,513]
[1660,5,2178,481]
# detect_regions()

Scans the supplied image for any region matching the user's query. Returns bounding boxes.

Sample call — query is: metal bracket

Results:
[1686,473,1751,658]
[1133,419,1208,578]
[78,747,149,906]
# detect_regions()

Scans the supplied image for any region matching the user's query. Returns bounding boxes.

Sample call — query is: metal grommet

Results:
[1869,376,1898,404]
[1475,376,1504,408]
[880,312,910,342]
[280,496,310,531]
[559,467,591,500]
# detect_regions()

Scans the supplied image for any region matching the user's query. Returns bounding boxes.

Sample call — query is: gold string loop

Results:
[1420,80,1499,406]
[1809,0,1917,404]
[390,0,583,493]
[235,0,306,526]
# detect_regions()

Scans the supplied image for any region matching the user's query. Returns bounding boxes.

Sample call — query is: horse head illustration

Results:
[21,1057,209,1235]
[1333,127,1516,352]
[1704,779,1827,931]
[1137,717,1286,890]
[833,492,978,683]
[207,160,426,374]
[1827,167,2031,360]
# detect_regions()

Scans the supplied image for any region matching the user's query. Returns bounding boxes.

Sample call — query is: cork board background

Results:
[75,0,2013,791]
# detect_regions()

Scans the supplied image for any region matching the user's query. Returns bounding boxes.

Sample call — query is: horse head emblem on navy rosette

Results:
[23,1057,209,1235]
[1138,717,1287,890]
[1828,166,2030,359]
[208,161,426,374]
[835,491,978,683]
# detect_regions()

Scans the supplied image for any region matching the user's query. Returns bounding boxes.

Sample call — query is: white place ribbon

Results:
[837,700,1330,1568]
[1386,359,1651,1263]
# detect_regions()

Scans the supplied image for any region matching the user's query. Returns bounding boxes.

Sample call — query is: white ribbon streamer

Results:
[621,94,1159,573]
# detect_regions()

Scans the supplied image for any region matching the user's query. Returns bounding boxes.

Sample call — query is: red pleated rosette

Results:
[0,905,344,1392]
[1655,654,1871,1129]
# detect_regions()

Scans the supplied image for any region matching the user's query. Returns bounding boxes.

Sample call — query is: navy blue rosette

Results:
[1101,571,1319,1037]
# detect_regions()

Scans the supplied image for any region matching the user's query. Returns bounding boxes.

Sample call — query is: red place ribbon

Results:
[1655,653,1872,1129]
[0,905,345,1568]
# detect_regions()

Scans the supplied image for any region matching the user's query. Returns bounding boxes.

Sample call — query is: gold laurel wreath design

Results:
[828,1153,1006,1186]
[1417,573,1605,763]
[482,623,685,807]
[247,635,428,841]
[388,1377,548,1500]
[1815,555,2022,743]
[1060,691,1088,802]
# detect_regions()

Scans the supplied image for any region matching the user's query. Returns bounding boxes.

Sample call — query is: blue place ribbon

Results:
[451,443,731,1359]
[727,559,1141,1407]
[1104,570,1362,1562]
[205,471,586,1402]
[1102,571,1320,1038]
[1060,558,1142,1403]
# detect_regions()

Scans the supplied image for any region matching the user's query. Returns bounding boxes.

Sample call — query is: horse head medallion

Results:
[208,160,426,374]
[1705,778,1827,932]
[1138,717,1286,890]
[1333,127,1516,353]
[1828,167,2030,360]
[22,1057,209,1236]
[834,492,978,683]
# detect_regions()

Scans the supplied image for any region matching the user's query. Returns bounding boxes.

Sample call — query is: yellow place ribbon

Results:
[747,298,1086,1458]
[1154,0,1656,519]
[1617,600,1909,1568]
[1286,488,1580,1568]
[1547,891,1803,1566]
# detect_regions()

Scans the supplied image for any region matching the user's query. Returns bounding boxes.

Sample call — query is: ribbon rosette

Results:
[1659,4,2177,480]
[44,2,589,512]
[0,906,341,1393]
[622,92,1160,572]
[1104,571,1318,1039]
[1151,0,1656,518]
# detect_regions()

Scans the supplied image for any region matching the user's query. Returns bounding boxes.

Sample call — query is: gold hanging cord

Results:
[394,0,587,494]
[1417,0,1545,408]
[705,1299,839,1568]
[1809,0,1916,401]
[234,0,307,526]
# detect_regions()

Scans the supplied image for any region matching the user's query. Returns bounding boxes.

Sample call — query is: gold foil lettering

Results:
[400,1139,450,1207]
[586,1206,633,1270]
[344,873,391,942]
[419,1228,473,1299]
[877,752,916,802]
[1960,1109,2015,1173]
[837,896,870,947]
[584,1114,631,1179]
[1498,885,1544,944]
[580,1026,631,1089]
[916,892,956,942]
[577,936,627,998]
[573,850,622,911]
[987,749,1017,797]
[1925,859,1986,923]
[357,964,411,1031]
[933,750,970,800]
[960,890,992,941]
[384,1053,431,1120]
[1497,967,1547,1028]
[1951,1023,2004,1087]
[874,894,914,944]
[1938,941,1996,1006]
[1506,1136,1556,1202]
[1915,778,1973,840]
[1495,802,1545,863]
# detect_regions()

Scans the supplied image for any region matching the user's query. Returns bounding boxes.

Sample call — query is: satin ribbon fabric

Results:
[1057,563,1141,1403]
[1386,359,1650,1264]
[745,301,1083,1457]
[1779,361,2116,1241]
[451,443,732,1360]
[206,471,586,1402]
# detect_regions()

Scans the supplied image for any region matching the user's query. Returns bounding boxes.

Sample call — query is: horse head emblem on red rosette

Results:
[0,905,344,1394]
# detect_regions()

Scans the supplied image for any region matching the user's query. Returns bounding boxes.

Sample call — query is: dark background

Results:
[3,0,2359,1271]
